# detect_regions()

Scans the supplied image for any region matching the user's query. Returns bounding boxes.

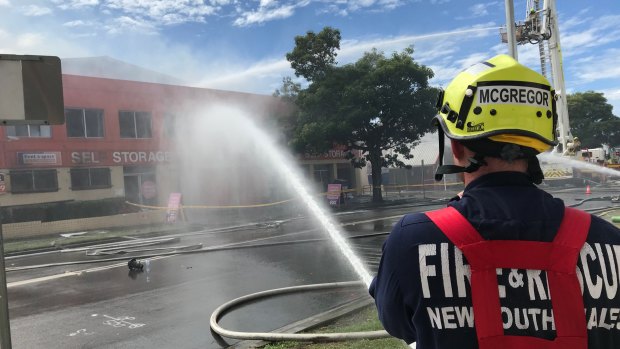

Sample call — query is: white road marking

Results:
[68,328,94,337]
[102,315,145,329]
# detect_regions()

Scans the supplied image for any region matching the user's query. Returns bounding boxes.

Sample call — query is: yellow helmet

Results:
[435,54,557,153]
[433,54,557,183]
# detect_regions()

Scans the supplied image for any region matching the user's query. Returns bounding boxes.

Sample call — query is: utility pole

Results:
[0,225,11,349]
[421,160,426,199]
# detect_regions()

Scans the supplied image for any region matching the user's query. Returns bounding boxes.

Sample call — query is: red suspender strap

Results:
[426,206,590,349]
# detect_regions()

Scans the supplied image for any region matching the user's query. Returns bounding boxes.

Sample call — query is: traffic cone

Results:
[585,185,591,195]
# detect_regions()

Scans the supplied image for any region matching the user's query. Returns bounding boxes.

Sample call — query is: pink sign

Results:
[327,184,342,206]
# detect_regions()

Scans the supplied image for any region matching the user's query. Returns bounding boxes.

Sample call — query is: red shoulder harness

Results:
[426,206,590,349]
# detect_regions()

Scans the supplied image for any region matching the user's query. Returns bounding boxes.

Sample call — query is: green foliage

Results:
[567,91,620,148]
[262,338,407,349]
[312,305,388,334]
[273,77,303,145]
[261,306,407,349]
[286,27,341,82]
[293,48,439,165]
[274,76,302,100]
[262,342,298,349]
[285,28,438,201]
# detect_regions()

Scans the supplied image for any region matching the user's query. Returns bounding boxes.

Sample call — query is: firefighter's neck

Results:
[451,140,528,186]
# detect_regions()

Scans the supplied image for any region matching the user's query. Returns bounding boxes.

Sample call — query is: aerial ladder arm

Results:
[543,0,575,155]
[501,0,576,155]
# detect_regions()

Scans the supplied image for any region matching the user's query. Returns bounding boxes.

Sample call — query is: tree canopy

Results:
[567,91,620,148]
[286,27,341,82]
[284,27,439,202]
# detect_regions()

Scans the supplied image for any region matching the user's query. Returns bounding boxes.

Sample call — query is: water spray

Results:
[179,105,372,287]
[200,106,387,344]
[538,153,620,178]
[242,117,374,287]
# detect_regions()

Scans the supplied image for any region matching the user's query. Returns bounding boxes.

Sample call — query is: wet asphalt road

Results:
[5,187,620,349]
[6,197,447,349]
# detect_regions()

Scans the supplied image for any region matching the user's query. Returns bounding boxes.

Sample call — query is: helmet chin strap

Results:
[434,127,544,185]
[434,127,487,181]
[435,154,487,180]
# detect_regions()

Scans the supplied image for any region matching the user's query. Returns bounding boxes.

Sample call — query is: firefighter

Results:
[369,54,620,348]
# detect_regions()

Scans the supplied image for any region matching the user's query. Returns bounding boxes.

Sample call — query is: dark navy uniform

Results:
[370,172,620,348]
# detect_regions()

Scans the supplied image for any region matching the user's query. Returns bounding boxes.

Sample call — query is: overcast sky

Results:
[1,0,619,113]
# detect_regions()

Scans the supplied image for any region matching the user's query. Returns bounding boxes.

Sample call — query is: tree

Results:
[567,91,620,148]
[273,77,302,143]
[286,27,341,82]
[286,27,438,202]
[273,76,301,100]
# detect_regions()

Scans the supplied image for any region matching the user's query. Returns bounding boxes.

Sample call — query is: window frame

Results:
[70,167,112,190]
[5,125,52,138]
[119,110,152,139]
[65,108,105,138]
[162,112,176,139]
[10,169,59,194]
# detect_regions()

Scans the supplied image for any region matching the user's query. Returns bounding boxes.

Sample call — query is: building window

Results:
[65,108,105,138]
[162,113,176,139]
[70,168,112,190]
[6,125,51,138]
[10,170,58,193]
[119,111,152,138]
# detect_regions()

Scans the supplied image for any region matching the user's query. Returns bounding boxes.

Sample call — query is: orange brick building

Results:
[0,70,365,217]
[0,74,287,210]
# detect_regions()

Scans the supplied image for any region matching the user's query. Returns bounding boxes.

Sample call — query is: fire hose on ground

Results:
[208,281,391,343]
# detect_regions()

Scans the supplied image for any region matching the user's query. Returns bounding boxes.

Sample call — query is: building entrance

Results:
[123,166,157,206]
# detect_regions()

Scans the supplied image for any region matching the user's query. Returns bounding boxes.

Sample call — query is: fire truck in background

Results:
[609,148,620,169]
[584,146,620,169]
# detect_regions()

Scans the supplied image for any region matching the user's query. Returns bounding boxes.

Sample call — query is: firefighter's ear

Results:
[450,139,465,160]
